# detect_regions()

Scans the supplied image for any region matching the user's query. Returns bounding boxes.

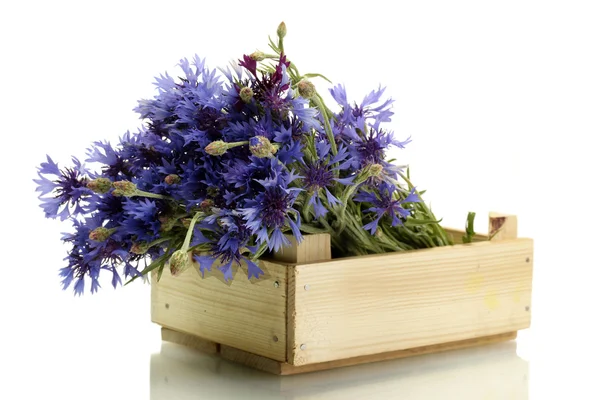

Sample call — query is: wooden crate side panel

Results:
[290,239,533,365]
[151,260,288,361]
[444,228,489,243]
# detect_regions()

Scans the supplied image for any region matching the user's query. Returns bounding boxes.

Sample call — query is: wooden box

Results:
[151,212,533,375]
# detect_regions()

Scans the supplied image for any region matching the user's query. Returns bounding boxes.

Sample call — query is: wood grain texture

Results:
[273,233,331,264]
[289,238,533,365]
[444,228,489,243]
[161,327,219,354]
[489,212,518,241]
[162,328,516,376]
[151,259,288,361]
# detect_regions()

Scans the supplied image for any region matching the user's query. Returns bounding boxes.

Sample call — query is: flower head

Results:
[34,156,90,220]
[356,184,420,234]
[241,177,302,251]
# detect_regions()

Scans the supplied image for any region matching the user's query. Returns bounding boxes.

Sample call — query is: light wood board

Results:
[152,259,288,361]
[288,238,533,365]
[162,327,517,376]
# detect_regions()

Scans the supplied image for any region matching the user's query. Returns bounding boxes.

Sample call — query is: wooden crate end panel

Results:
[151,260,288,362]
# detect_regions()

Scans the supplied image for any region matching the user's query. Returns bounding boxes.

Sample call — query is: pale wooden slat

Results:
[289,239,533,365]
[161,327,219,354]
[280,331,517,375]
[163,328,516,376]
[444,228,489,243]
[151,260,288,361]
[489,212,518,241]
[273,233,331,264]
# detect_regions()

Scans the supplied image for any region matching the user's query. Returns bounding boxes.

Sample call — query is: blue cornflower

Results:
[272,126,304,163]
[60,217,107,295]
[34,156,90,220]
[193,212,263,281]
[120,199,162,242]
[223,157,286,196]
[329,84,394,125]
[290,96,320,131]
[301,142,353,218]
[240,176,302,252]
[355,184,420,234]
[344,124,411,181]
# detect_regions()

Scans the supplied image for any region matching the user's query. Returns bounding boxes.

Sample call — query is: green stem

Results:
[134,190,171,200]
[398,173,452,246]
[182,212,202,251]
[313,96,337,155]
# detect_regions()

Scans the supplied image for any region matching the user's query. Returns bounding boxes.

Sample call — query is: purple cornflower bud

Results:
[164,174,181,185]
[239,87,254,103]
[159,215,178,232]
[169,250,191,276]
[205,140,229,156]
[205,140,247,156]
[298,79,316,99]
[249,136,278,158]
[200,199,214,211]
[277,22,287,39]
[87,178,112,194]
[130,242,150,255]
[250,51,266,61]
[112,180,137,197]
[362,163,384,179]
[88,227,113,242]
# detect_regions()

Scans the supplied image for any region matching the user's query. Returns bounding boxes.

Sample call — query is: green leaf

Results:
[299,224,328,234]
[462,212,477,243]
[124,248,172,286]
[302,73,332,83]
[404,218,442,227]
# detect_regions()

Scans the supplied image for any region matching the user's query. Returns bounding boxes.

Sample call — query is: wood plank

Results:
[202,331,516,376]
[151,259,288,361]
[489,212,518,241]
[286,265,298,364]
[444,228,489,243]
[273,233,332,264]
[289,239,533,365]
[161,327,219,354]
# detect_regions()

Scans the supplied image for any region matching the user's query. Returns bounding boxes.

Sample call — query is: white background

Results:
[1,1,599,398]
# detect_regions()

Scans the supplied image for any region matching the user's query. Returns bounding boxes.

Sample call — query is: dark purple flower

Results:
[301,142,353,218]
[240,176,302,252]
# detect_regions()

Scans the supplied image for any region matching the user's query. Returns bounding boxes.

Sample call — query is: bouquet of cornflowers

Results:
[35,23,461,295]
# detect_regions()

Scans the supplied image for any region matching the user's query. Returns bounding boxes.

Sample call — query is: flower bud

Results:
[164,174,181,185]
[239,87,254,103]
[364,163,384,177]
[200,199,214,211]
[277,22,287,39]
[87,178,112,194]
[298,79,316,99]
[159,215,178,232]
[205,140,229,156]
[169,250,191,276]
[130,242,150,255]
[112,180,137,197]
[89,227,112,242]
[249,51,265,61]
[355,163,385,185]
[249,136,278,158]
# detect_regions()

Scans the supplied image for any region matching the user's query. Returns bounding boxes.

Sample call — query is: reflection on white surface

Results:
[150,340,528,399]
